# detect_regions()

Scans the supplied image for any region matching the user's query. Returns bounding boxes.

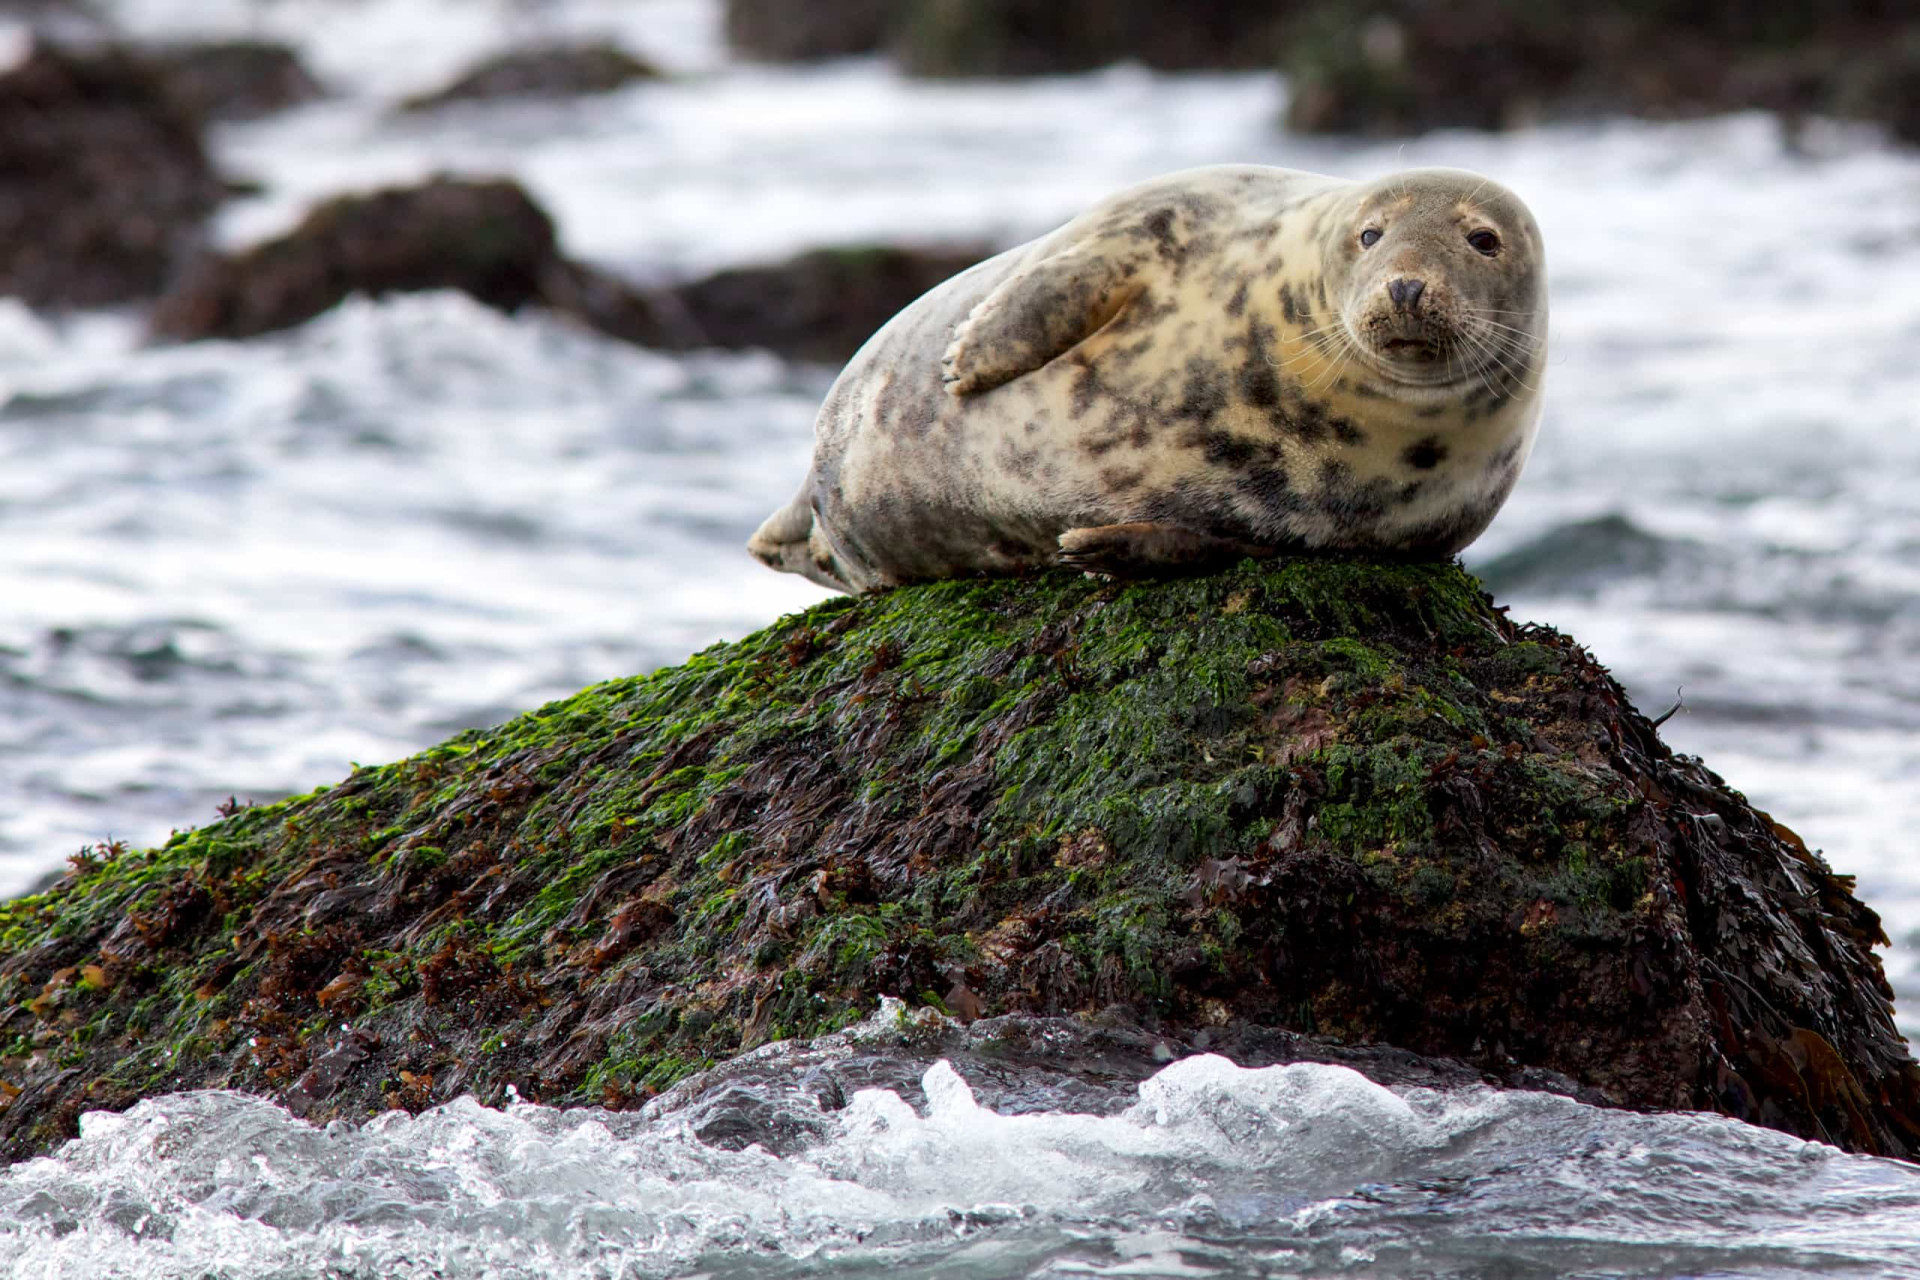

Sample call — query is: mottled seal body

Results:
[751,164,1547,593]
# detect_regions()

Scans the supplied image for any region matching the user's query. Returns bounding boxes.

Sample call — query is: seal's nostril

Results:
[1388,277,1426,309]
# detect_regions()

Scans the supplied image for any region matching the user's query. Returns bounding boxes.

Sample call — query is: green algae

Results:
[0,556,1915,1161]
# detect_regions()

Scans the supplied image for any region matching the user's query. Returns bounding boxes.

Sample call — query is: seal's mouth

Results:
[1342,309,1478,388]
[1380,337,1444,362]
[1352,322,1472,388]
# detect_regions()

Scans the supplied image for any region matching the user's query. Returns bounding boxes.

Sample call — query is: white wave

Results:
[0,1047,1914,1279]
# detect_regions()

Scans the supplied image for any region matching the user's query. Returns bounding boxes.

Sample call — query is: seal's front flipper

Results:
[1057,523,1274,578]
[942,248,1138,396]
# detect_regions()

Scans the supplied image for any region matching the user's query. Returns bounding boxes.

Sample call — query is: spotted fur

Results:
[750,164,1548,593]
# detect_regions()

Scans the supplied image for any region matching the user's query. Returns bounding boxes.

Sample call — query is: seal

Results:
[749,164,1547,593]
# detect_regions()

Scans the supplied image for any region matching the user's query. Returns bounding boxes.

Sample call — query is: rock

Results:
[724,0,892,61]
[894,0,1290,77]
[146,41,324,123]
[724,0,1291,74]
[453,240,988,365]
[397,43,659,112]
[722,0,1914,141]
[150,173,986,365]
[149,177,562,341]
[1279,2,1920,139]
[663,244,989,364]
[0,558,1914,1162]
[1833,41,1920,146]
[0,42,224,308]
[1281,6,1588,135]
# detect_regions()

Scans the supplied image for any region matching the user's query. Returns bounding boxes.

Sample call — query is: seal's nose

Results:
[1388,277,1426,310]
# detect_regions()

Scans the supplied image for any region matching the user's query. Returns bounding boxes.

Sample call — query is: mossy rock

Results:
[0,558,1915,1161]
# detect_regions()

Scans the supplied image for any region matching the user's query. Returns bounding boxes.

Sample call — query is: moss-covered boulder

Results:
[0,559,1915,1162]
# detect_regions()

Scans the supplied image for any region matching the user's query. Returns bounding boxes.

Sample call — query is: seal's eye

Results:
[1467,229,1501,256]
[1359,228,1382,248]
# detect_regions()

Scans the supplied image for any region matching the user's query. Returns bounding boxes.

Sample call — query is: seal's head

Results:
[1327,168,1546,392]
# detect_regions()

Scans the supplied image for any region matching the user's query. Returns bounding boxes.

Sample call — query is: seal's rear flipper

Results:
[748,487,813,562]
[1058,523,1274,578]
[748,490,854,594]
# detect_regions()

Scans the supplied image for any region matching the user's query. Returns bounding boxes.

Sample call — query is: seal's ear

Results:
[941,245,1138,397]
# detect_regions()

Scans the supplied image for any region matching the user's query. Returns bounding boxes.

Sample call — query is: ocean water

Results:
[2,1008,1919,1279]
[3,1,1919,1272]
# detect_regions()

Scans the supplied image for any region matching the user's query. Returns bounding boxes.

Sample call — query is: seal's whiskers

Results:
[1464,326,1541,397]
[1278,318,1350,372]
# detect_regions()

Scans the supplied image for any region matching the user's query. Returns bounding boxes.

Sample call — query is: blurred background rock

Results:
[726,0,1918,140]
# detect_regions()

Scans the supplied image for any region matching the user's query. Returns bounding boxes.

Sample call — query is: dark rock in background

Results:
[724,0,892,62]
[719,0,1919,143]
[1281,5,1592,135]
[724,0,1293,76]
[662,244,988,364]
[146,40,324,123]
[1835,40,1920,146]
[1279,1,1920,140]
[398,43,659,112]
[558,242,989,363]
[893,0,1292,77]
[149,178,561,341]
[0,42,226,308]
[0,560,1913,1161]
[151,175,985,365]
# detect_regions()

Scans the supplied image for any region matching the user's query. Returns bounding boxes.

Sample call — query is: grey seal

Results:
[750,164,1548,593]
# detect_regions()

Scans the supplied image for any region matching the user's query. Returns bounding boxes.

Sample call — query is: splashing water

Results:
[1,1035,1917,1279]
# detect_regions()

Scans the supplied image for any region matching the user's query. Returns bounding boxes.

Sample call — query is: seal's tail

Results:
[747,487,853,594]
